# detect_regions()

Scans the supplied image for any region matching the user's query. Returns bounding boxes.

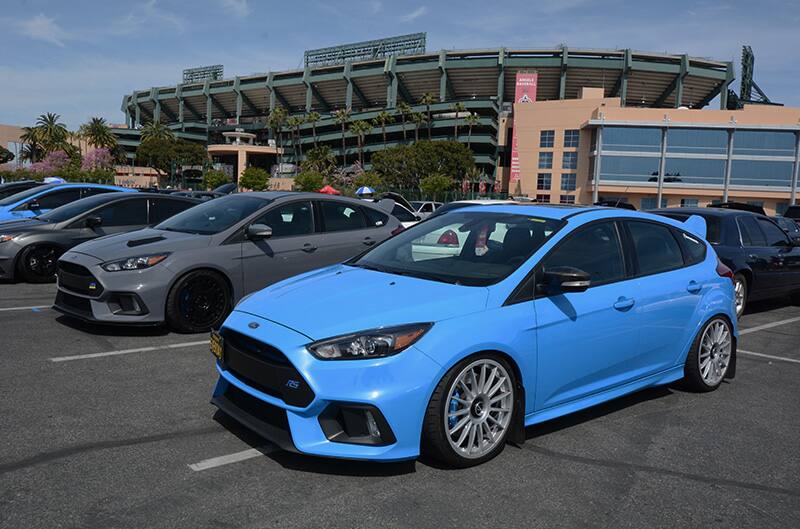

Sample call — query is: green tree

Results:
[35,113,69,152]
[349,120,371,167]
[80,117,118,150]
[202,169,229,190]
[354,170,383,191]
[395,102,412,141]
[333,109,351,168]
[293,170,325,192]
[305,111,321,148]
[464,113,480,151]
[0,145,14,164]
[239,166,270,191]
[372,111,394,147]
[136,137,175,177]
[286,115,304,164]
[451,102,466,140]
[20,127,44,162]
[267,106,287,165]
[300,145,337,178]
[419,173,454,201]
[173,139,208,167]
[371,140,475,189]
[419,92,436,140]
[140,121,175,143]
[411,112,426,142]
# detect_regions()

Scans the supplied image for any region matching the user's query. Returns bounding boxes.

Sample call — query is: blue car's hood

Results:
[235,265,490,340]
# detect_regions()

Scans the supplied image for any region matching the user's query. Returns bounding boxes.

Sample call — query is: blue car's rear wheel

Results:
[166,270,231,333]
[422,355,515,467]
[684,316,733,392]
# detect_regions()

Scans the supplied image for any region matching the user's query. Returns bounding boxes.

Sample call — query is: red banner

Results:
[509,72,538,184]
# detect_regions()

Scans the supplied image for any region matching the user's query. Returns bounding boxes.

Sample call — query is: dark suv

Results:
[652,207,800,317]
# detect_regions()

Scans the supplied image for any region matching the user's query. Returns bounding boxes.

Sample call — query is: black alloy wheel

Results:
[166,270,231,333]
[17,245,60,283]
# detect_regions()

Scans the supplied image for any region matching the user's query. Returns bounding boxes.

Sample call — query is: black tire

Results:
[16,244,60,283]
[165,270,231,333]
[422,354,516,468]
[733,273,747,318]
[684,316,733,392]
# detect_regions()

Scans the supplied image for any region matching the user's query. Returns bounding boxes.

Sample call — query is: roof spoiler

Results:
[683,214,707,239]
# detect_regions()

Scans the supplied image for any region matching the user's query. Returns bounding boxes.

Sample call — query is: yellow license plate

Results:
[210,331,224,360]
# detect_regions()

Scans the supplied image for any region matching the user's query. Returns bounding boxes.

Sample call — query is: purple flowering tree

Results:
[30,150,70,174]
[81,148,113,171]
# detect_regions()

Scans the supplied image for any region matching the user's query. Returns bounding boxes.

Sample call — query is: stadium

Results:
[114,34,800,214]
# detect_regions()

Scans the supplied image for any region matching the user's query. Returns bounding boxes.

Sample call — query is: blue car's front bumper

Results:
[212,310,443,461]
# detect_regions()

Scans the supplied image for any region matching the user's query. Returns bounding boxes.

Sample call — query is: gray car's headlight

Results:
[0,235,15,243]
[307,323,433,360]
[102,253,170,272]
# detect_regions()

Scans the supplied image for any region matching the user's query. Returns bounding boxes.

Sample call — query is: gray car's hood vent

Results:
[127,235,166,247]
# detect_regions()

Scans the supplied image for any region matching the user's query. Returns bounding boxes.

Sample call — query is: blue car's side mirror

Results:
[541,266,591,294]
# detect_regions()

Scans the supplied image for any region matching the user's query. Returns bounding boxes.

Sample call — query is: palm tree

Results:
[395,102,412,141]
[451,102,466,140]
[305,111,321,148]
[372,111,394,147]
[419,92,436,140]
[349,120,372,167]
[411,112,426,142]
[333,109,351,168]
[20,126,44,162]
[286,115,304,166]
[35,113,68,151]
[267,106,287,166]
[140,121,175,143]
[464,113,480,151]
[80,117,118,150]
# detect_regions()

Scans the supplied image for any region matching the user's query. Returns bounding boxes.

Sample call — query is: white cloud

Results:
[16,14,71,47]
[401,6,428,22]
[222,0,251,18]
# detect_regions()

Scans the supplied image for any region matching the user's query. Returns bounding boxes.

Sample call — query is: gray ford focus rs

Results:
[54,192,401,332]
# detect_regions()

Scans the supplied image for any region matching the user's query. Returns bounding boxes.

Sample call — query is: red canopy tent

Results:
[318,185,341,195]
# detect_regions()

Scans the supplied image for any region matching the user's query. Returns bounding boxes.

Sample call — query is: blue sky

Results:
[1,0,798,129]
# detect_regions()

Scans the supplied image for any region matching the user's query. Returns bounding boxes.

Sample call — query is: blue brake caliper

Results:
[448,390,461,429]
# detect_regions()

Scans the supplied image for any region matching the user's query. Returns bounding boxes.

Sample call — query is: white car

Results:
[410,201,443,219]
[391,203,422,228]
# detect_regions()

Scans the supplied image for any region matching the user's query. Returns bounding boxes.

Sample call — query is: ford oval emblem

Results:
[248,321,259,329]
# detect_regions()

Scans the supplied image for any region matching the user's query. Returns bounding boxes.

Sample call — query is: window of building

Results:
[540,130,554,148]
[598,155,661,184]
[542,221,624,284]
[537,173,551,190]
[562,152,578,170]
[564,129,580,148]
[538,152,553,169]
[732,130,796,157]
[730,160,794,187]
[640,197,668,210]
[666,128,727,155]
[663,158,726,186]
[559,195,575,204]
[536,194,550,203]
[560,173,576,191]
[627,221,684,275]
[602,126,662,153]
[680,198,699,208]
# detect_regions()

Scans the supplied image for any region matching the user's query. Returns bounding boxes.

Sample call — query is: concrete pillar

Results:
[592,126,603,203]
[723,129,734,202]
[791,132,800,206]
[656,128,667,208]
[237,149,247,185]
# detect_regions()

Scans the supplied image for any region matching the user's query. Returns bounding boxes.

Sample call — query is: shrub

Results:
[293,170,325,192]
[239,166,270,191]
[202,169,230,191]
[419,173,454,201]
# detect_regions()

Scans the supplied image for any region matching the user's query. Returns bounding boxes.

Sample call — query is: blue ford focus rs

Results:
[210,205,737,467]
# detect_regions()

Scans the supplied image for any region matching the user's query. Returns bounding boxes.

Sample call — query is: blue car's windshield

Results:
[155,194,270,235]
[0,185,55,207]
[350,211,563,286]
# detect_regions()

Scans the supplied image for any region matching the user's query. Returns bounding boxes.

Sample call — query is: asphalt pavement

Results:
[1,281,798,529]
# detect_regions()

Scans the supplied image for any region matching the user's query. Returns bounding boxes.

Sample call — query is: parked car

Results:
[594,200,637,210]
[652,207,800,317]
[209,204,737,467]
[0,193,200,282]
[708,201,766,215]
[172,191,222,201]
[213,183,238,195]
[410,201,443,219]
[54,193,401,332]
[0,180,44,200]
[784,205,800,225]
[774,216,800,242]
[428,199,518,219]
[0,183,134,222]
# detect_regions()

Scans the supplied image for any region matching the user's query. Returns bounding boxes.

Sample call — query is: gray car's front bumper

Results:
[54,251,174,324]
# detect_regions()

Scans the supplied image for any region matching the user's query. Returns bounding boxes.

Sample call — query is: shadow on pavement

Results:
[54,314,175,337]
[743,296,799,316]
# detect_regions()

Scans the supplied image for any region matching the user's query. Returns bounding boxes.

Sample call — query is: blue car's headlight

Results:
[102,253,170,272]
[307,323,433,360]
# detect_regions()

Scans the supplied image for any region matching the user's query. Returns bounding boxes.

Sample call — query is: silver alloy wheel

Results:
[699,319,732,386]
[445,359,513,459]
[734,279,746,316]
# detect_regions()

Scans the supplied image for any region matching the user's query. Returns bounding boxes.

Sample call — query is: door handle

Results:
[363,238,376,246]
[687,281,702,294]
[301,244,317,253]
[613,297,635,311]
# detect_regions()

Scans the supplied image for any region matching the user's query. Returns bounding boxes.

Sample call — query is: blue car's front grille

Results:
[220,329,315,408]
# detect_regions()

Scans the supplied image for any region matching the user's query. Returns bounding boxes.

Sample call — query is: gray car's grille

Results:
[57,262,104,297]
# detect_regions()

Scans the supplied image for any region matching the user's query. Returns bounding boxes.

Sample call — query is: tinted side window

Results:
[33,189,81,209]
[94,198,148,227]
[756,217,790,247]
[542,221,625,284]
[320,201,366,232]
[149,198,196,224]
[628,221,684,275]
[361,206,389,227]
[81,188,115,198]
[738,217,767,247]
[677,230,707,265]
[392,204,417,222]
[256,201,313,237]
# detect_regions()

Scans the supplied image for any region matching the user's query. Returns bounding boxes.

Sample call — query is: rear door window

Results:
[737,216,767,247]
[361,206,389,227]
[319,201,366,232]
[31,189,81,210]
[627,221,684,275]
[149,198,196,224]
[756,217,790,247]
[94,198,148,227]
[676,230,707,265]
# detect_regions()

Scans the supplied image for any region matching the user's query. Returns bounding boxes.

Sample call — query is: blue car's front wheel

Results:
[422,355,516,467]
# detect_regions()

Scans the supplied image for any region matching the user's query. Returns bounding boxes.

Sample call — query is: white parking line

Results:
[188,446,277,471]
[0,305,49,312]
[739,350,800,365]
[49,340,208,362]
[739,316,800,335]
